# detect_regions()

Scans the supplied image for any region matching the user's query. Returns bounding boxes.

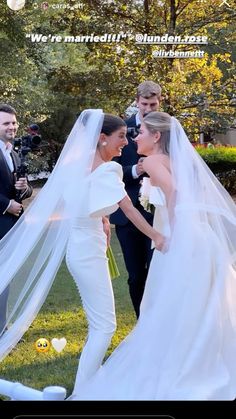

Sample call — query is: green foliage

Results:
[0,0,235,148]
[196,145,236,194]
[196,145,236,171]
[26,151,50,175]
[216,170,236,195]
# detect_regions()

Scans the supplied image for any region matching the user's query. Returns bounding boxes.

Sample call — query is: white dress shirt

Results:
[0,139,14,172]
[0,139,14,214]
[132,112,142,179]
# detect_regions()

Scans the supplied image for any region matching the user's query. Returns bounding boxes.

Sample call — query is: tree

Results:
[44,0,235,139]
[0,0,235,145]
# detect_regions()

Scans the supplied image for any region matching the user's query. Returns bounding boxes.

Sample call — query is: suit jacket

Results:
[0,149,33,239]
[110,115,153,226]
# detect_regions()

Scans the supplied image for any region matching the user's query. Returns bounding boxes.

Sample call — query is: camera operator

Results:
[110,81,162,318]
[0,103,33,333]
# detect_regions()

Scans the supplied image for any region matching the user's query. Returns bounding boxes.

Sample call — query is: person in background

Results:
[110,80,162,318]
[0,103,33,333]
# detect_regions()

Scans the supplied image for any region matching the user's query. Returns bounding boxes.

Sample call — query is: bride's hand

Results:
[153,232,167,253]
[102,216,111,248]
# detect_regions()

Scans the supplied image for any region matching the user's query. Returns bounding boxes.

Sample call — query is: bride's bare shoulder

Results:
[143,155,172,193]
[143,155,170,173]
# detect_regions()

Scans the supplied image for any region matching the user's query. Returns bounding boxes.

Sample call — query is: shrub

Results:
[195,145,236,195]
[215,170,236,195]
[196,145,236,173]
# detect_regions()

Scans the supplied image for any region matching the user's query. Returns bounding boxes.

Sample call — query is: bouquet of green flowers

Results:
[107,246,120,279]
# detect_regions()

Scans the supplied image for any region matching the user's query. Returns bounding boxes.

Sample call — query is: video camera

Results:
[127,112,151,140]
[13,124,42,179]
[127,124,140,140]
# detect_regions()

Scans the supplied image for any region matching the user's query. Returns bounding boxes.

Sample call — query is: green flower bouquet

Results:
[107,246,120,279]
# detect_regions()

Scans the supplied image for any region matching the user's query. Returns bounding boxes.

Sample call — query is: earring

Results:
[102,141,107,146]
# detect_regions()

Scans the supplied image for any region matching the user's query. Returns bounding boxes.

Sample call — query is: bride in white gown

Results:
[70,111,236,401]
[65,113,164,392]
[0,110,164,399]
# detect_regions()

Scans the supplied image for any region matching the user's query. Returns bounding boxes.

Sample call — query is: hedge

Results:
[196,145,236,195]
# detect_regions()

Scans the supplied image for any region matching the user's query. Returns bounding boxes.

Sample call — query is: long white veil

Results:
[170,116,236,262]
[169,116,236,326]
[54,115,236,401]
[0,109,104,361]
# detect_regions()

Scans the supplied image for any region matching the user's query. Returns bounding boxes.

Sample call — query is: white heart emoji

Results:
[51,337,67,353]
[7,0,25,11]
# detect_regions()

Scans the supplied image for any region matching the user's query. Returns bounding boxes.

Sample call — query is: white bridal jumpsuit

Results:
[66,161,126,392]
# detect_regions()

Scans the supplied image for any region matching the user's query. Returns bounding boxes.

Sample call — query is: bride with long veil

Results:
[0,109,164,400]
[70,111,236,400]
[0,110,236,401]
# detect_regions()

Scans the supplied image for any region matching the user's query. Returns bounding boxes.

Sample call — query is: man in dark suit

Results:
[0,103,33,333]
[110,81,161,318]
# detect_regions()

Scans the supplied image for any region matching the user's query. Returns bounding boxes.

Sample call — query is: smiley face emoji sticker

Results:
[35,338,50,353]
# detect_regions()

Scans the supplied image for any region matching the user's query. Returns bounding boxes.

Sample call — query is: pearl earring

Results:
[102,141,107,146]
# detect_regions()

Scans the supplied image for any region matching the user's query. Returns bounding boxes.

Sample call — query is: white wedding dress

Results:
[1,110,235,401]
[72,178,236,400]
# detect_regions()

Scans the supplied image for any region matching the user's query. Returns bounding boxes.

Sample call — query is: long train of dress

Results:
[72,184,236,400]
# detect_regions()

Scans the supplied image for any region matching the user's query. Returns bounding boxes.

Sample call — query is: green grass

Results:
[0,229,136,397]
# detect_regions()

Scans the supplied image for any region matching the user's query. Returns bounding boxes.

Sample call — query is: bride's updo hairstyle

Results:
[101,114,126,136]
[143,111,171,155]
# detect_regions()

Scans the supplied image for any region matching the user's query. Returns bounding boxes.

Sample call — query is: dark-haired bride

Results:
[0,110,164,399]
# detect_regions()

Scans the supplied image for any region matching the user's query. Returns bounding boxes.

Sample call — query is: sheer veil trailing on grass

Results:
[72,116,236,400]
[0,109,104,361]
[169,116,236,332]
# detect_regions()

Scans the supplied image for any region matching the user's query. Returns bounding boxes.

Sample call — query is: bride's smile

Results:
[98,126,128,161]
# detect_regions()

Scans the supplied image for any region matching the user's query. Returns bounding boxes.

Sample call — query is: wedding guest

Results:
[0,103,33,333]
[110,80,162,317]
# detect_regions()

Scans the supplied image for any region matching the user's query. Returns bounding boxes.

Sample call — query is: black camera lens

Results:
[31,134,41,147]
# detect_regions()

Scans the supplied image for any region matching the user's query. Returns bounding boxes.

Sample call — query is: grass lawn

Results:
[0,229,136,398]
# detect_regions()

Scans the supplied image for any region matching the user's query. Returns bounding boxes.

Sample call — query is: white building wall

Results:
[215,129,236,146]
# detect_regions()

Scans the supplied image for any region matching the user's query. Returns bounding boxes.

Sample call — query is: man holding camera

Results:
[0,103,33,332]
[110,81,162,318]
